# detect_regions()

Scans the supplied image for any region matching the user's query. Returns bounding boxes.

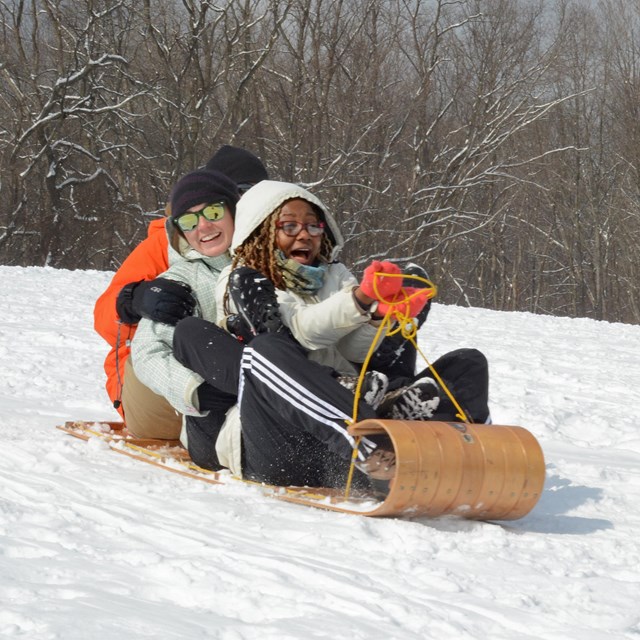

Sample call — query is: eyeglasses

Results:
[174,202,226,232]
[275,221,325,237]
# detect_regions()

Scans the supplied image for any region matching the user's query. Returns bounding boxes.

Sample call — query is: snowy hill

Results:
[1,265,639,639]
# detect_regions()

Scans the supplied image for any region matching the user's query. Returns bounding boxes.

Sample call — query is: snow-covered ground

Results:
[1,265,639,639]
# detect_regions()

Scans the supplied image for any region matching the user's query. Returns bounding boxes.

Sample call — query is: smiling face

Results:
[182,202,234,257]
[275,199,323,266]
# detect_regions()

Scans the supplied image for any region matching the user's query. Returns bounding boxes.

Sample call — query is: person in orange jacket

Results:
[93,145,269,438]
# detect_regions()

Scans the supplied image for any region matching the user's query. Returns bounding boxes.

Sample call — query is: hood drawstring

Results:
[113,321,132,411]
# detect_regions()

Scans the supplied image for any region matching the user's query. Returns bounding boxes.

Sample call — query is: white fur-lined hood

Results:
[231,180,344,260]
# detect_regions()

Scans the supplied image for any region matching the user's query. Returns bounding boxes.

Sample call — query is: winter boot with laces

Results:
[356,444,397,496]
[357,446,396,480]
[378,376,440,420]
[227,267,286,342]
[337,370,389,410]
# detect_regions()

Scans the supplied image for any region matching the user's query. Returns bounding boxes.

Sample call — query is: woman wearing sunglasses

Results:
[94,145,268,442]
[129,169,242,469]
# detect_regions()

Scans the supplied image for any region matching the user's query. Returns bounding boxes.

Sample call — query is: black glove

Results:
[116,278,196,326]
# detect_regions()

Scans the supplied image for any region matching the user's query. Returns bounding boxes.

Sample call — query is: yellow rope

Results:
[350,314,393,423]
[349,270,437,424]
[343,439,361,500]
[343,268,468,497]
[344,315,392,499]
[408,337,468,422]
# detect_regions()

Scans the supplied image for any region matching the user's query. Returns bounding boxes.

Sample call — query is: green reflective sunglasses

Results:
[174,202,226,232]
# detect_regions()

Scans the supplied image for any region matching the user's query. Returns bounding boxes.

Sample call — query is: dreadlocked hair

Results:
[223,202,334,314]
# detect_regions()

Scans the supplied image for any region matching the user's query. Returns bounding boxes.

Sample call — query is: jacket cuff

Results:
[351,287,378,317]
[116,281,143,324]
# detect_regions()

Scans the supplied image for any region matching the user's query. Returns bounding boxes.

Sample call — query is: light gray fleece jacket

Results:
[130,219,231,416]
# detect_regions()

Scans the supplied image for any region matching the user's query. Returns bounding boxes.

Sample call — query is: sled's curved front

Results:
[346,419,545,520]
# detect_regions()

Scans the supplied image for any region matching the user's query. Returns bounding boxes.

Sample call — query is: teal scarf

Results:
[276,250,328,296]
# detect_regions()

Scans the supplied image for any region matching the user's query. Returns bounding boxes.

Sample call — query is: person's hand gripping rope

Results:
[360,260,434,321]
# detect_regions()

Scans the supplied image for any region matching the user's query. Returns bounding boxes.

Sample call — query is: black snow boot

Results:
[227,267,287,343]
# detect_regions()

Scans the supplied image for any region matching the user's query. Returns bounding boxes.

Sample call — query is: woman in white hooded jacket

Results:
[172,181,431,490]
[217,180,388,374]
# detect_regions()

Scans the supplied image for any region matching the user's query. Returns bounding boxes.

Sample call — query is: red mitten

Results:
[360,260,403,301]
[377,287,432,318]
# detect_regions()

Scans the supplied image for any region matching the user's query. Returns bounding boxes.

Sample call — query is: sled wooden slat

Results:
[107,446,224,485]
[57,421,222,483]
[58,421,188,457]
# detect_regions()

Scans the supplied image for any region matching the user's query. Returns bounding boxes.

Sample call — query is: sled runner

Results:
[57,420,223,484]
[57,418,544,520]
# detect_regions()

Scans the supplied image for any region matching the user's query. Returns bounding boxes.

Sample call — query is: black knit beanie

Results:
[205,145,269,186]
[170,169,240,220]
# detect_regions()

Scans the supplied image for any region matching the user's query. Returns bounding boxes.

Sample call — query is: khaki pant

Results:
[121,358,182,439]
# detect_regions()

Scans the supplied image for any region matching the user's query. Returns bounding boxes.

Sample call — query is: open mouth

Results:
[290,248,312,263]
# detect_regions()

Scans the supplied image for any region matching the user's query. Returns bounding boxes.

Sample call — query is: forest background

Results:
[1,0,639,324]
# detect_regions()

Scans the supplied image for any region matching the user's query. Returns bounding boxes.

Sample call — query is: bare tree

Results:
[0,0,638,323]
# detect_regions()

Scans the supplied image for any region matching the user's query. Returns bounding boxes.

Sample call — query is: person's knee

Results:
[470,348,487,362]
[173,317,203,354]
[174,317,234,359]
[448,347,486,364]
[467,348,488,370]
[445,348,489,378]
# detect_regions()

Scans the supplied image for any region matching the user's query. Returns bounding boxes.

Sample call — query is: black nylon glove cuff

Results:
[116,281,143,324]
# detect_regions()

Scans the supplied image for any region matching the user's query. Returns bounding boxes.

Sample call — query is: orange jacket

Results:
[94,218,169,419]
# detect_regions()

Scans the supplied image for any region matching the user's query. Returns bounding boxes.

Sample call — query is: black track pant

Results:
[239,333,379,487]
[173,317,242,470]
[174,319,377,486]
[365,339,490,424]
[417,348,490,423]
